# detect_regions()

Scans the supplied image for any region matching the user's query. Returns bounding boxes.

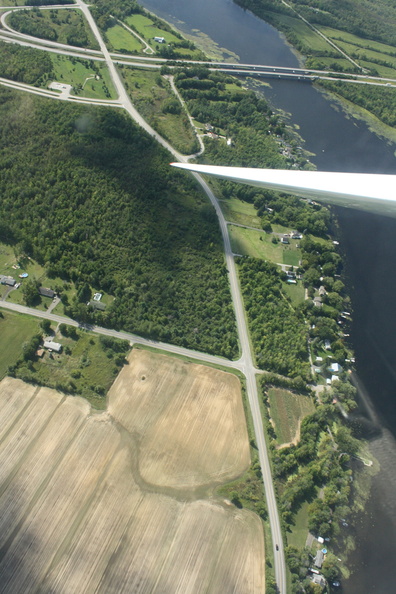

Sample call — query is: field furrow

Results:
[0,414,119,593]
[0,387,63,487]
[42,448,143,593]
[0,378,37,442]
[97,493,180,594]
[0,395,89,549]
[156,501,234,593]
[208,510,265,593]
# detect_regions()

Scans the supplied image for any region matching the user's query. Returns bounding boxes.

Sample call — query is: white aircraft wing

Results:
[171,163,396,216]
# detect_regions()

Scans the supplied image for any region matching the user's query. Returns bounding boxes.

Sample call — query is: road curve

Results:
[0,4,287,590]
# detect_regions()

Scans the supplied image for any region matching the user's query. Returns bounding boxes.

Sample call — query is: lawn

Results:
[106,24,143,53]
[51,55,116,99]
[126,14,180,44]
[287,502,310,549]
[15,329,130,409]
[219,198,262,228]
[282,281,305,306]
[267,387,315,446]
[0,311,40,379]
[229,225,301,265]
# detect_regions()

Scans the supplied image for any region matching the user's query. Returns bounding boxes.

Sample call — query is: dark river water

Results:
[141,1,396,591]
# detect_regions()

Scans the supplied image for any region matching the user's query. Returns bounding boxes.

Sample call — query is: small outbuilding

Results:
[43,341,62,353]
[154,36,165,43]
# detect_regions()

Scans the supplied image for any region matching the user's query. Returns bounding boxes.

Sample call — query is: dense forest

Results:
[0,88,238,358]
[9,8,99,50]
[0,41,53,86]
[238,258,310,379]
[235,0,396,47]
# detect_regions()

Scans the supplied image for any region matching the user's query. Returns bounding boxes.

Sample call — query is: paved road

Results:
[0,4,287,591]
[0,300,242,371]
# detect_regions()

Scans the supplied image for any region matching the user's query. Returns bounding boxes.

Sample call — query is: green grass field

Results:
[267,387,315,446]
[0,311,40,379]
[319,26,396,56]
[51,55,116,99]
[119,66,198,154]
[0,0,25,5]
[219,198,262,228]
[126,14,180,44]
[15,330,130,409]
[106,24,143,53]
[287,502,310,549]
[282,281,305,306]
[229,225,301,265]
[271,13,337,54]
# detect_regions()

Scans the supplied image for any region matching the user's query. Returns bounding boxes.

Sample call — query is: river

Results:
[140,1,396,591]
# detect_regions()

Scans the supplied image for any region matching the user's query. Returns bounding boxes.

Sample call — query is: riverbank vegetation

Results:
[234,0,396,134]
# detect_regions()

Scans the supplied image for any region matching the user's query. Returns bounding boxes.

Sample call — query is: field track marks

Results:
[0,414,119,593]
[0,378,38,443]
[96,492,180,593]
[0,395,89,551]
[41,448,143,593]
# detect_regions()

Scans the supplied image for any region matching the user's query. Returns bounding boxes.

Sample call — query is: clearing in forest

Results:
[0,352,264,593]
[267,387,315,446]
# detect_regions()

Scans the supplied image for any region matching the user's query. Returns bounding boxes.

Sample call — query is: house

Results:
[153,36,165,43]
[329,362,342,373]
[286,271,296,279]
[89,300,106,311]
[281,236,289,244]
[318,285,326,296]
[313,550,324,568]
[39,287,55,299]
[311,573,326,588]
[313,296,323,307]
[292,232,303,239]
[324,339,331,350]
[43,340,62,353]
[0,275,16,286]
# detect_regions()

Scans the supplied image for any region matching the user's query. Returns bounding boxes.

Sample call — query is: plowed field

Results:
[0,351,264,593]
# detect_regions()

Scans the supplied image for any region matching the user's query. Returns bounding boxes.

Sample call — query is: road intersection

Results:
[0,3,287,591]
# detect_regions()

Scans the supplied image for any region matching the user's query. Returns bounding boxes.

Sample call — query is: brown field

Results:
[108,349,250,489]
[0,351,264,593]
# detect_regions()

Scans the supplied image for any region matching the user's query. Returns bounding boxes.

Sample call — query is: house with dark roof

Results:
[39,287,55,299]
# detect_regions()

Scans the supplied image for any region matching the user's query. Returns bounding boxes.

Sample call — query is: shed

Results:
[281,236,289,244]
[43,341,62,353]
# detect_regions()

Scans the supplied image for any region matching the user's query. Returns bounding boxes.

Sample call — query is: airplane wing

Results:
[171,163,396,216]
